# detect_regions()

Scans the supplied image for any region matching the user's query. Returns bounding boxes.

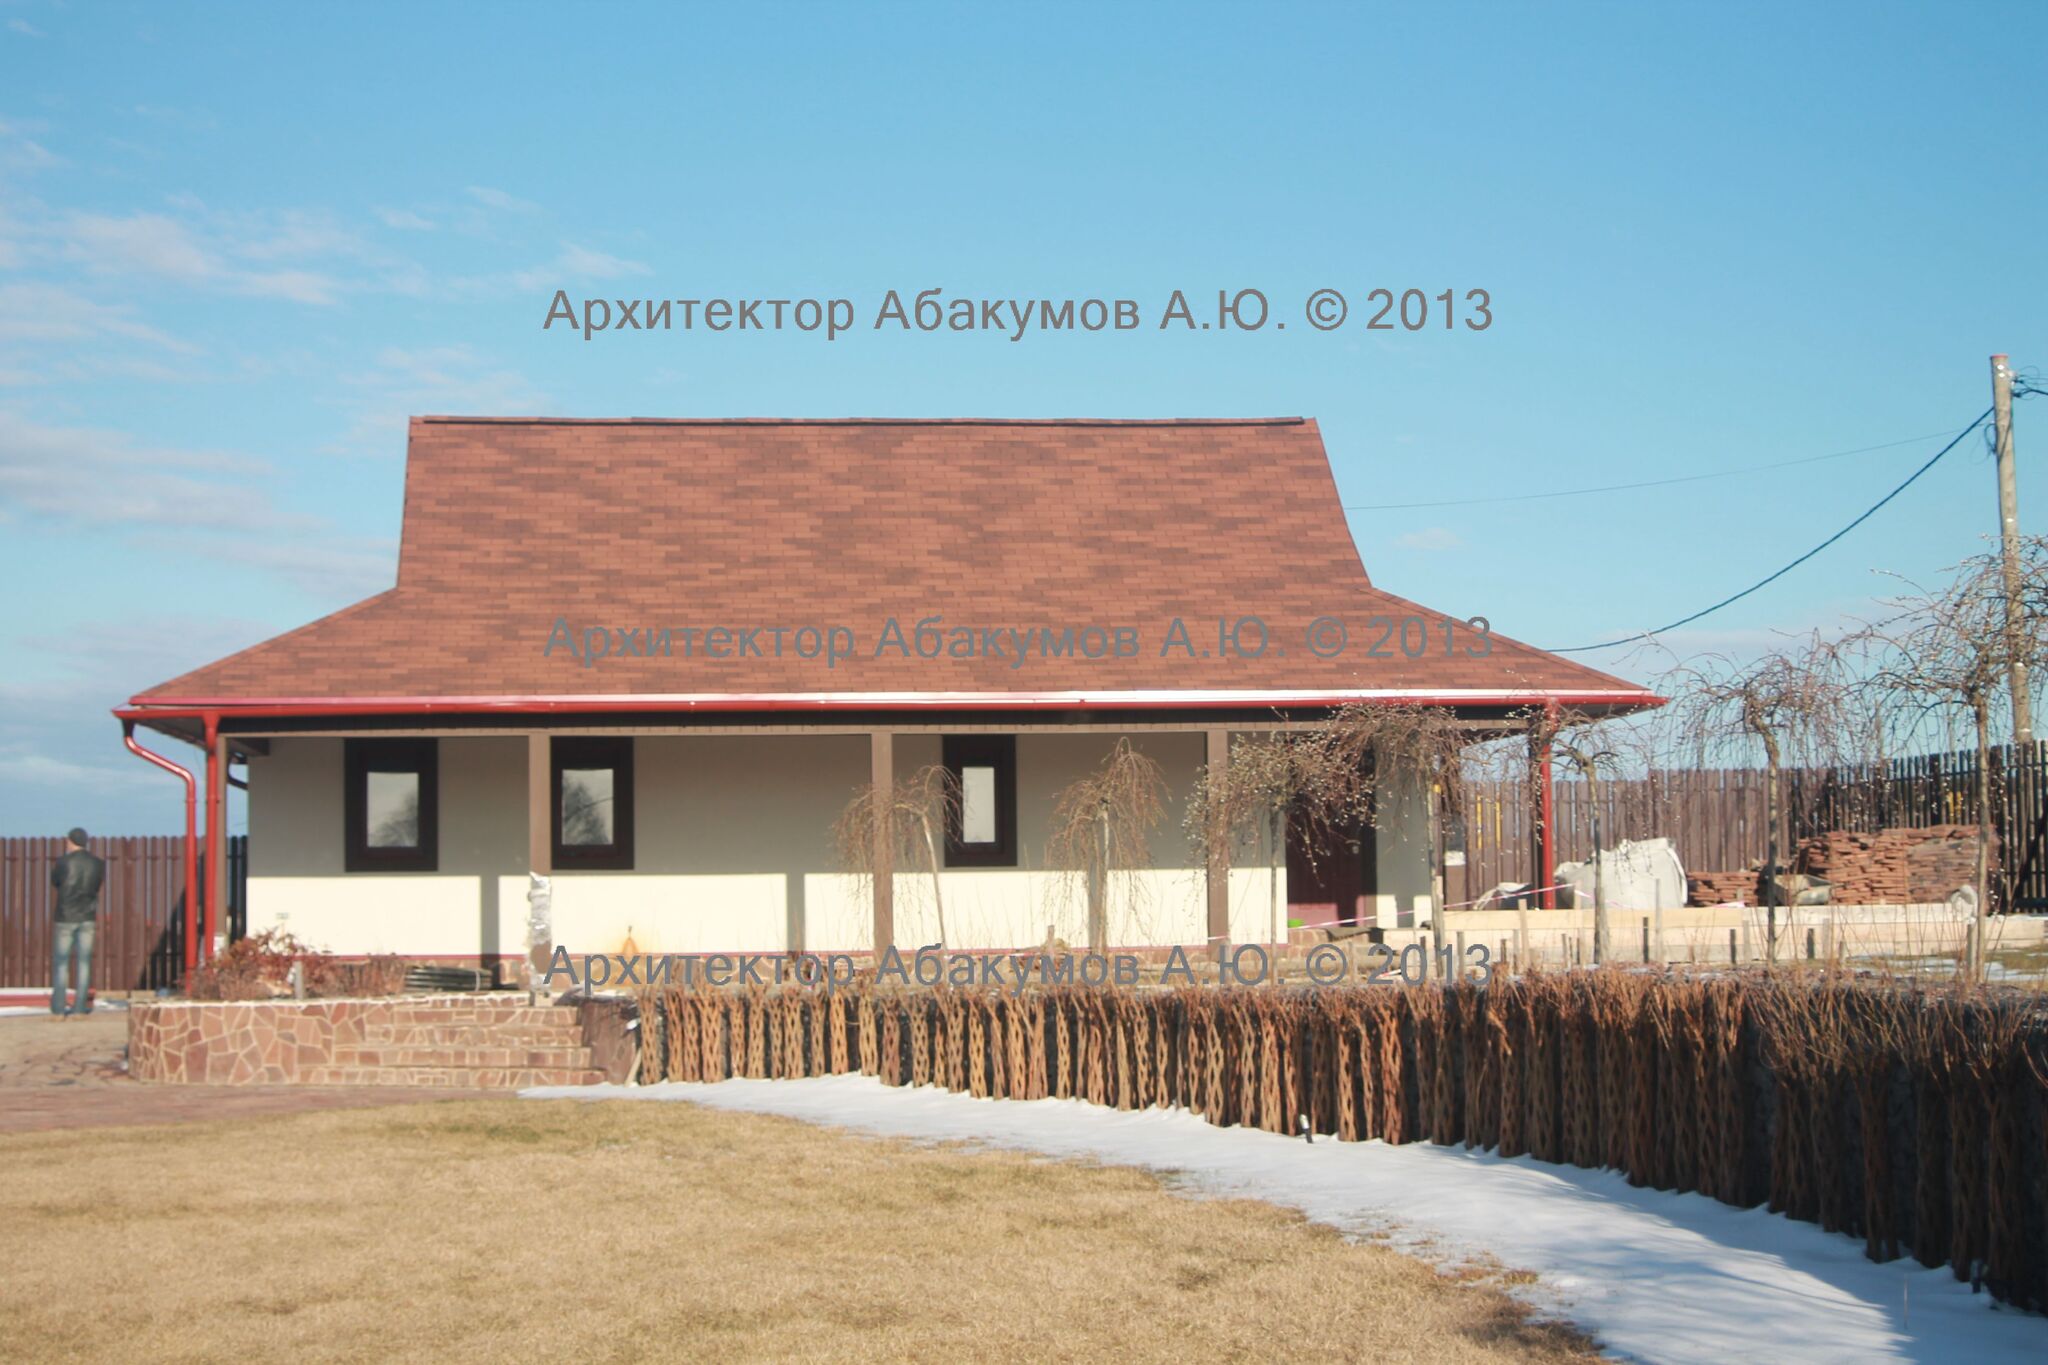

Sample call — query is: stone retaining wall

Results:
[128,996,603,1087]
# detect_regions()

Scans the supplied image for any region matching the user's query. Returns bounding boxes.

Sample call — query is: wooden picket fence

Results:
[638,973,2048,1311]
[1461,742,2048,910]
[0,835,246,990]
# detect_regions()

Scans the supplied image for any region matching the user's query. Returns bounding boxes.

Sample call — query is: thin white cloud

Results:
[0,413,398,603]
[327,344,546,455]
[375,206,434,231]
[64,210,216,279]
[0,117,61,170]
[465,185,538,213]
[0,410,283,529]
[7,19,44,39]
[0,281,196,351]
[506,242,654,292]
[51,209,349,304]
[131,104,217,132]
[175,534,397,598]
[1394,526,1464,552]
[0,752,146,791]
[237,268,338,304]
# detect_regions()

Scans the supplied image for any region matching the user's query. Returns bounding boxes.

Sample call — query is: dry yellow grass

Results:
[0,1099,1595,1363]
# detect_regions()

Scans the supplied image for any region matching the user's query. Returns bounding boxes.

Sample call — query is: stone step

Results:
[361,1024,586,1047]
[333,1045,593,1069]
[297,1064,606,1088]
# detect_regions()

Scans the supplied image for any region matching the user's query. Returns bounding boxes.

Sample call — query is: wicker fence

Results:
[638,974,2048,1310]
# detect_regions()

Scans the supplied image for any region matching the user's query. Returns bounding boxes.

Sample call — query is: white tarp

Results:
[1556,836,1687,911]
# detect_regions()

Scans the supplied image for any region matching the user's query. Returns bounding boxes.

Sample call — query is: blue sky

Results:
[1,0,2044,834]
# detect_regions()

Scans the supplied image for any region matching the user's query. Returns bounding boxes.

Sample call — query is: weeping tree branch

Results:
[1183,703,1482,944]
[833,765,960,948]
[1661,633,1864,966]
[1854,544,2048,979]
[1045,739,1169,949]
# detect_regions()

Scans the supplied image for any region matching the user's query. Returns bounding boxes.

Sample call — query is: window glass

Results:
[561,767,615,846]
[960,765,997,844]
[365,771,420,848]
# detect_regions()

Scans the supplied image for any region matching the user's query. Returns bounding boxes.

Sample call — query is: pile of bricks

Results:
[1687,870,1762,907]
[1795,824,1992,905]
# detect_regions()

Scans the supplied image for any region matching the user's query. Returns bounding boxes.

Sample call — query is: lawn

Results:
[0,1098,1594,1363]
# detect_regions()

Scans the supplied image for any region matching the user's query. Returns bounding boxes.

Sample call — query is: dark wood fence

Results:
[0,835,247,991]
[1461,742,2048,910]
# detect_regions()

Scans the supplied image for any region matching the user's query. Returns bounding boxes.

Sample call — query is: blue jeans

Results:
[50,920,95,1015]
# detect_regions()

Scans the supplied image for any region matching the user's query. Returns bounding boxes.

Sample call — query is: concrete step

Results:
[333,1045,593,1069]
[361,1024,586,1047]
[298,1064,606,1088]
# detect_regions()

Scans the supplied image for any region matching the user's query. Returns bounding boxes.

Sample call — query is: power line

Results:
[1548,409,1995,654]
[1345,428,1959,511]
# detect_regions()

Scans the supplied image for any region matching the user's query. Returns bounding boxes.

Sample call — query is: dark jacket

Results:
[50,848,105,923]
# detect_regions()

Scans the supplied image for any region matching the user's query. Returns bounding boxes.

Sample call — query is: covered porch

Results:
[113,703,1583,980]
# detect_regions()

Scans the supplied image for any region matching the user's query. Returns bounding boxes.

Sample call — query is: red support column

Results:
[203,714,224,963]
[1539,741,1556,910]
[1535,703,1558,911]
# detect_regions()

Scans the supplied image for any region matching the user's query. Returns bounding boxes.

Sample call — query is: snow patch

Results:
[523,1075,2044,1364]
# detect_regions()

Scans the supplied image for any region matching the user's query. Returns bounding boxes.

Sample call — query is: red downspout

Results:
[122,722,200,978]
[1538,702,1559,911]
[203,713,223,965]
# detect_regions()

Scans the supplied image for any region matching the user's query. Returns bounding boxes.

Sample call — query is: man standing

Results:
[50,827,105,1018]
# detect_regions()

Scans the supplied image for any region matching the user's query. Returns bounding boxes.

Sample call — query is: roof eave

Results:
[118,687,1664,719]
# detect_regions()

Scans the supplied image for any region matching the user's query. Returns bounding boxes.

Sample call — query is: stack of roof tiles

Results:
[1686,870,1763,907]
[1794,825,1993,905]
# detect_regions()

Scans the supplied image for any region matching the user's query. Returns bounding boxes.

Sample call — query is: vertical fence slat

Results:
[1,834,246,990]
[1466,741,2048,910]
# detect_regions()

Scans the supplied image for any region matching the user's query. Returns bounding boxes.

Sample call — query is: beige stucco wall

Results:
[245,730,1435,958]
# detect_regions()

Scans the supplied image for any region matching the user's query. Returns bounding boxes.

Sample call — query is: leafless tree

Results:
[1857,545,2048,976]
[1045,739,1169,949]
[1184,703,1476,945]
[833,765,960,948]
[1662,633,1863,963]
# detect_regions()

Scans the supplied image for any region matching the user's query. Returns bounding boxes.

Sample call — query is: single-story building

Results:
[117,416,1655,977]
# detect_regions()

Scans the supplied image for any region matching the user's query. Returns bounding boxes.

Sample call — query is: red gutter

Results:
[122,722,199,978]
[117,688,1664,719]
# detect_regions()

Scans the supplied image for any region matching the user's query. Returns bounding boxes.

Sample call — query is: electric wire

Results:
[1547,408,1995,654]
[1344,428,1961,511]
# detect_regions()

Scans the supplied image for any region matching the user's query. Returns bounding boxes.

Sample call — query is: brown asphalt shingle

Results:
[134,417,1650,704]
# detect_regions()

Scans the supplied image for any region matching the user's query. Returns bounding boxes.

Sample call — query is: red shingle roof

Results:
[132,417,1651,709]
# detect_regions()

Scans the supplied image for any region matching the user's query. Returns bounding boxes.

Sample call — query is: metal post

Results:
[1994,354,2031,744]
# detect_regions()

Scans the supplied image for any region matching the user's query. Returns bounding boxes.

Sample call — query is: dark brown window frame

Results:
[552,736,636,871]
[344,738,439,873]
[942,734,1017,868]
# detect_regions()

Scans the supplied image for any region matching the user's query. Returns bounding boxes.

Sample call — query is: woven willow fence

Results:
[638,972,2048,1309]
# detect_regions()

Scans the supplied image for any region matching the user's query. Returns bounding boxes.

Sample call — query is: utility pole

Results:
[1993,354,2030,745]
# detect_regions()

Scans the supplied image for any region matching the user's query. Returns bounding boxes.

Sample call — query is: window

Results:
[942,735,1016,867]
[345,738,438,872]
[552,737,635,870]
